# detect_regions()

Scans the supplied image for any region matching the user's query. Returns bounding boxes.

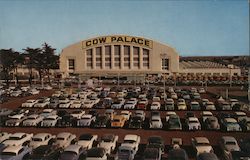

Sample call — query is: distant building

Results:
[59,35,241,80]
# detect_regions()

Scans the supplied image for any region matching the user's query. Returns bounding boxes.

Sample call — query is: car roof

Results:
[33,133,51,138]
[189,117,198,121]
[10,132,26,138]
[225,118,237,123]
[82,114,92,118]
[3,145,23,154]
[194,137,210,144]
[202,111,213,115]
[124,134,138,141]
[65,145,82,153]
[221,136,237,142]
[57,132,71,138]
[197,152,218,160]
[42,109,54,112]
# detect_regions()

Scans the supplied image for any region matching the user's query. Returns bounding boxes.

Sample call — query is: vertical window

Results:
[124,45,130,69]
[68,59,75,70]
[133,47,139,69]
[114,45,121,68]
[162,58,169,70]
[96,47,102,69]
[105,46,111,69]
[143,49,149,69]
[86,49,93,69]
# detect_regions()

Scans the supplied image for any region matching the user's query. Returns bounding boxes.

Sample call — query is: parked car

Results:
[150,115,163,129]
[191,137,213,155]
[143,147,161,160]
[98,134,118,154]
[201,111,213,122]
[121,110,131,121]
[0,132,12,143]
[49,99,59,108]
[167,145,189,160]
[5,114,26,127]
[77,134,98,150]
[165,98,175,110]
[58,145,86,160]
[21,100,38,108]
[186,117,201,131]
[94,114,110,128]
[221,117,242,132]
[197,152,219,160]
[219,136,240,160]
[150,102,161,110]
[205,102,216,110]
[70,100,83,108]
[238,117,250,131]
[40,109,57,118]
[177,102,187,110]
[165,111,177,122]
[25,145,62,160]
[134,110,145,121]
[124,99,137,109]
[147,136,164,153]
[22,114,44,127]
[167,115,182,130]
[55,132,77,149]
[0,146,32,160]
[34,98,50,108]
[2,132,33,147]
[137,99,148,110]
[129,116,144,129]
[40,115,60,127]
[57,114,76,127]
[29,89,40,95]
[111,98,125,109]
[117,145,136,160]
[204,116,220,130]
[111,115,126,128]
[70,110,85,119]
[29,133,55,149]
[105,109,116,120]
[77,114,96,127]
[86,147,108,160]
[120,134,140,153]
[190,101,201,110]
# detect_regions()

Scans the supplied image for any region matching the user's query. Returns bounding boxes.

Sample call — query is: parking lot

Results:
[1,84,250,160]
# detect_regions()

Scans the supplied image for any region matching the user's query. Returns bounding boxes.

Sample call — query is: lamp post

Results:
[248,67,250,103]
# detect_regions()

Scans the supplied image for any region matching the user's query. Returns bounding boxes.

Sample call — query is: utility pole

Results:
[248,67,250,103]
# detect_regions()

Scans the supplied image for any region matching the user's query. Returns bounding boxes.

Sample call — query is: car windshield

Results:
[27,117,36,120]
[197,142,209,145]
[32,138,43,141]
[73,101,81,104]
[9,136,22,140]
[82,117,90,120]
[112,119,121,122]
[79,134,92,140]
[44,118,55,121]
[62,151,77,156]
[189,120,198,123]
[1,152,16,156]
[57,137,65,140]
[9,118,20,120]
[144,149,159,158]
[124,140,136,144]
[72,111,81,114]
[225,141,236,145]
[27,100,34,103]
[119,149,130,153]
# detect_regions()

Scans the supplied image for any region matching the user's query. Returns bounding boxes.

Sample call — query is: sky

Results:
[0,0,249,56]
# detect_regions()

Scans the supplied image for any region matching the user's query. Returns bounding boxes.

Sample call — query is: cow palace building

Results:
[59,35,241,80]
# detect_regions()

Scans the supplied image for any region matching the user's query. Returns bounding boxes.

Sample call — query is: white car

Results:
[55,132,77,149]
[98,134,118,154]
[10,90,22,97]
[21,99,38,108]
[0,146,32,160]
[77,134,98,149]
[29,133,56,149]
[40,109,57,117]
[22,114,44,127]
[199,88,206,93]
[123,100,137,109]
[0,132,12,143]
[5,114,26,127]
[43,85,53,90]
[221,118,242,131]
[219,136,240,160]
[29,89,40,95]
[2,132,33,146]
[111,98,125,109]
[121,134,140,152]
[150,101,161,110]
[41,115,60,127]
[70,100,83,108]
[82,99,95,109]
[135,110,146,121]
[177,102,187,110]
[150,116,163,129]
[77,114,96,127]
[70,110,85,119]
[186,117,201,130]
[166,111,177,122]
[205,102,216,110]
[59,100,72,108]
[201,111,213,122]
[234,111,247,122]
[121,110,131,121]
[33,98,50,108]
[171,93,178,99]
[191,137,213,155]
[52,91,62,97]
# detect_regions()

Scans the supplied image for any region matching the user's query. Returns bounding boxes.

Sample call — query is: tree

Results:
[0,49,17,86]
[12,51,24,86]
[23,47,42,85]
[42,43,59,83]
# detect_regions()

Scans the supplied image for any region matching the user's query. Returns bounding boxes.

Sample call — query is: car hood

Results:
[99,142,112,150]
[0,155,15,160]
[59,153,77,160]
[225,145,240,152]
[121,143,136,149]
[2,140,21,146]
[78,140,91,148]
[196,146,212,154]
